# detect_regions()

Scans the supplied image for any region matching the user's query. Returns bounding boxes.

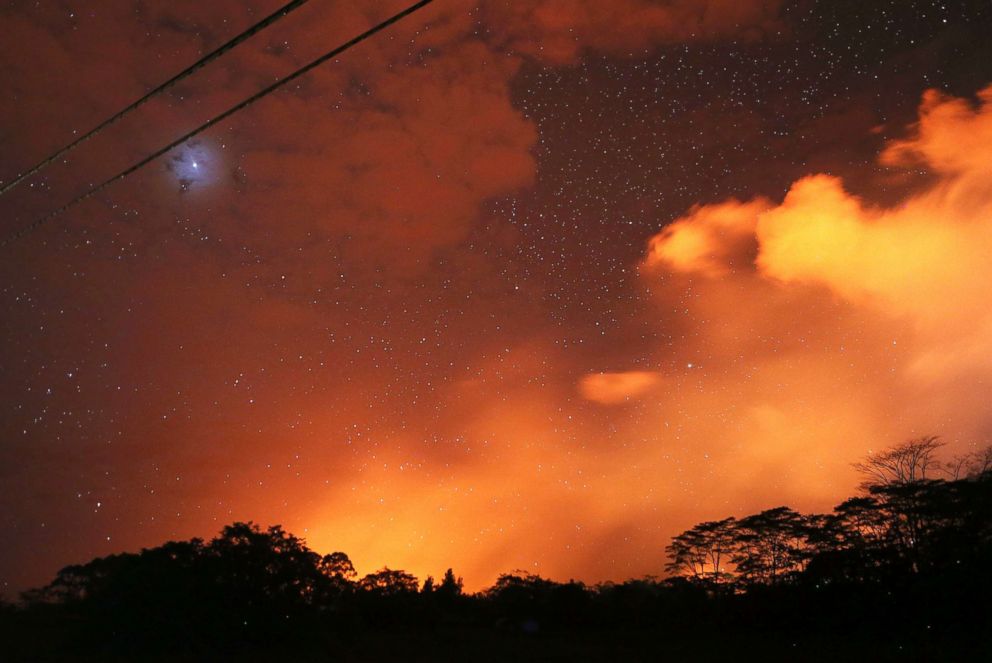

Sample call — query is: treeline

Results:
[665,437,992,590]
[2,438,991,661]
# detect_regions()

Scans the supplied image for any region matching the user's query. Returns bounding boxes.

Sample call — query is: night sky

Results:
[2,0,992,595]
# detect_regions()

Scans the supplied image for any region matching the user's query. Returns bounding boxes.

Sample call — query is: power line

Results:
[0,0,310,198]
[1,0,435,248]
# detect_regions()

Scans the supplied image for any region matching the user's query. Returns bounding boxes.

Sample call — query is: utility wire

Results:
[1,0,435,248]
[0,0,310,197]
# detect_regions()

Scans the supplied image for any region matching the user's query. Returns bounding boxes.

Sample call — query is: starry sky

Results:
[2,0,992,595]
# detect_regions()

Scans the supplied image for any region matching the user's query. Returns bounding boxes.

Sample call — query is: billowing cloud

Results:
[638,85,992,503]
[649,85,992,372]
[644,198,771,277]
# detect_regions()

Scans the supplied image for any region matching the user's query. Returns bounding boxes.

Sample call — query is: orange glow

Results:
[633,86,992,537]
[579,371,663,404]
[3,1,991,598]
[644,198,771,277]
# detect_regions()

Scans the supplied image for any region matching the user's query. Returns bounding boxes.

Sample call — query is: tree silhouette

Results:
[664,517,736,585]
[317,550,357,602]
[947,444,992,480]
[806,495,891,582]
[731,507,812,585]
[320,551,357,581]
[359,568,420,596]
[438,568,464,597]
[853,436,944,488]
[206,522,325,613]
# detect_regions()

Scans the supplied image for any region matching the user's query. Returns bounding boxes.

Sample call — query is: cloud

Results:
[579,371,662,404]
[638,85,992,499]
[1,0,787,282]
[644,198,771,277]
[482,0,784,64]
[880,87,992,176]
[754,174,986,327]
[646,85,992,327]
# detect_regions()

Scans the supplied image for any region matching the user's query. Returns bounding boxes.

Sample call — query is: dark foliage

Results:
[3,444,991,661]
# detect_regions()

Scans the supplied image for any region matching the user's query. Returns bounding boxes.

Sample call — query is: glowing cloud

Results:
[644,198,771,277]
[640,85,992,479]
[579,371,662,404]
